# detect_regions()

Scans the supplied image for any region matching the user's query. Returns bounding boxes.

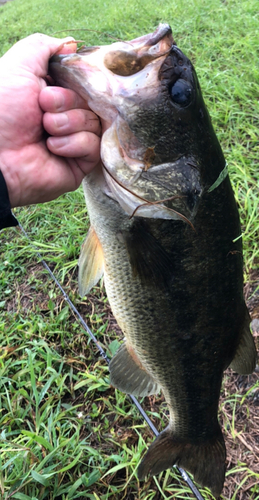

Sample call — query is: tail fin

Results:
[138,427,226,498]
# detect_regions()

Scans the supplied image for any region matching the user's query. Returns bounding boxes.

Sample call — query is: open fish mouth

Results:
[49,24,175,124]
[102,24,174,76]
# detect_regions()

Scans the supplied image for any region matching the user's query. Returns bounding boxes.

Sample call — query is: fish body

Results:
[49,25,256,497]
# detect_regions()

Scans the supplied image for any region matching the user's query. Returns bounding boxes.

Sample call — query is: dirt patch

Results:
[245,267,259,320]
[220,369,259,499]
[6,264,52,313]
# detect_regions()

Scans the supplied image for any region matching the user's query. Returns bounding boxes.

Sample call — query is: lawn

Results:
[0,0,259,499]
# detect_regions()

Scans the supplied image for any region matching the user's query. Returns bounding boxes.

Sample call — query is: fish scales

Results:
[49,24,257,497]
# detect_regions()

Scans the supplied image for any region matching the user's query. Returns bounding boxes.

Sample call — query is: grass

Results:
[0,0,259,498]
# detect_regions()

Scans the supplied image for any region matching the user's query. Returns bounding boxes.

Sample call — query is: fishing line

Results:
[52,28,124,43]
[17,220,205,500]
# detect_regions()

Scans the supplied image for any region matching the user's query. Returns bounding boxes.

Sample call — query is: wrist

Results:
[0,170,18,228]
[0,154,20,208]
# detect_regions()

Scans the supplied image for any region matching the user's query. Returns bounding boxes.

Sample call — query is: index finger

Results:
[0,33,77,77]
[39,86,90,113]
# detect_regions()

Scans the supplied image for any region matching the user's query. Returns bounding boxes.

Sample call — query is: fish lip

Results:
[50,53,80,65]
[77,45,100,54]
[49,25,174,66]
[49,24,174,69]
[127,23,174,48]
[145,24,174,46]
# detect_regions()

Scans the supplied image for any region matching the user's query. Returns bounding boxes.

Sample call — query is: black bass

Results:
[49,24,256,497]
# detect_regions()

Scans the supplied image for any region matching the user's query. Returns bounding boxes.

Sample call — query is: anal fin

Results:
[109,342,160,397]
[230,309,257,375]
[78,226,104,297]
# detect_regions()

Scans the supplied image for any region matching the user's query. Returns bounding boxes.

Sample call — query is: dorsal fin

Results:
[78,226,104,297]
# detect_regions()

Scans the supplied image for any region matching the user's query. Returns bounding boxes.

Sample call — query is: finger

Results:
[43,108,101,137]
[67,158,103,183]
[47,130,101,162]
[1,34,77,77]
[39,86,89,112]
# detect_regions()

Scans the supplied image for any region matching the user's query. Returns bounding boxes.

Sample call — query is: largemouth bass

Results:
[49,24,256,497]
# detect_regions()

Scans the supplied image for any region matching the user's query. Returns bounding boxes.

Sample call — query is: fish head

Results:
[49,25,224,221]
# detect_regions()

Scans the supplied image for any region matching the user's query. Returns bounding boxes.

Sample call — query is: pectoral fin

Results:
[229,310,257,374]
[123,219,174,288]
[109,341,160,397]
[78,226,104,297]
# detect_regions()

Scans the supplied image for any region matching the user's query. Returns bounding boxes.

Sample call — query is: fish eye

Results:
[170,78,192,106]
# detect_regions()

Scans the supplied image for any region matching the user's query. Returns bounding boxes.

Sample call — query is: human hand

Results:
[0,33,101,208]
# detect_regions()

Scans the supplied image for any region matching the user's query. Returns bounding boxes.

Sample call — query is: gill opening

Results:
[102,164,195,230]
